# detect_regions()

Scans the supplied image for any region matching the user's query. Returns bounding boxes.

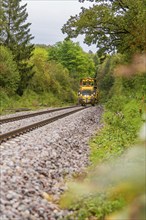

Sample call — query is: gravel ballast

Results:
[0,106,103,220]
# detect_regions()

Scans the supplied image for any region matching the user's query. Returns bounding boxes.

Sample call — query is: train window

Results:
[81,90,92,95]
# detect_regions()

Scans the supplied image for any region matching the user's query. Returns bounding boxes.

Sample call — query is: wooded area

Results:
[0,0,145,113]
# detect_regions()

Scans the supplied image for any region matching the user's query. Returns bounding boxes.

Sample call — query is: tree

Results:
[48,40,95,78]
[96,54,125,99]
[28,47,51,94]
[0,45,20,94]
[62,0,146,57]
[0,0,34,95]
[29,47,77,103]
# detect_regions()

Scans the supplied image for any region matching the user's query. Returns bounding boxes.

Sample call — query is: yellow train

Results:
[78,78,99,106]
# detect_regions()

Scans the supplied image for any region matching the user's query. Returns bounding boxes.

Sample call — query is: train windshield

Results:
[81,90,92,95]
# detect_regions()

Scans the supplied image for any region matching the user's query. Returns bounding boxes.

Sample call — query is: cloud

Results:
[22,0,96,52]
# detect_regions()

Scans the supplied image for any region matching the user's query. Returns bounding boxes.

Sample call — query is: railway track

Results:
[0,106,86,143]
[0,106,77,124]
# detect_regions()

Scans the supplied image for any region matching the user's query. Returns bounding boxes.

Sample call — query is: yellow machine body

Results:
[78,78,99,106]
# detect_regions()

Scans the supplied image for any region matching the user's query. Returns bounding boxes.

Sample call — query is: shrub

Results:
[0,46,20,94]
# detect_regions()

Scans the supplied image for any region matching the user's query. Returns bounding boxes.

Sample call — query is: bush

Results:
[0,46,20,94]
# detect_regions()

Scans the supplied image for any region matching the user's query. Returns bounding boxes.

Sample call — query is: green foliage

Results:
[48,40,96,78]
[90,98,142,165]
[0,46,20,94]
[62,0,146,56]
[1,0,34,95]
[60,134,145,219]
[19,90,65,108]
[0,89,10,114]
[0,45,79,114]
[28,47,51,93]
[91,53,146,165]
[96,54,125,101]
[28,47,77,103]
[0,89,72,115]
[122,74,146,98]
[64,193,125,220]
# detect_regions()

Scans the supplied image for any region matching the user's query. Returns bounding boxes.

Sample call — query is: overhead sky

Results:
[22,0,97,52]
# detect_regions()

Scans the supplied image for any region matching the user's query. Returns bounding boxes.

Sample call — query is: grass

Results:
[0,90,75,115]
[90,98,143,165]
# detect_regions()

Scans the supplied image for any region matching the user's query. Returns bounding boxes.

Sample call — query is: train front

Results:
[78,78,97,106]
[78,88,96,106]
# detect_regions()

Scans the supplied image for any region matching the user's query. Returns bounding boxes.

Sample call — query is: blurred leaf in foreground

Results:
[59,120,146,219]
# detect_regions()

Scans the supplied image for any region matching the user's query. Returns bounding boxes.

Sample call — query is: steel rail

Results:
[0,107,86,144]
[0,106,77,124]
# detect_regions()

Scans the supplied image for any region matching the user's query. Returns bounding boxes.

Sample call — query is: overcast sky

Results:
[22,0,97,52]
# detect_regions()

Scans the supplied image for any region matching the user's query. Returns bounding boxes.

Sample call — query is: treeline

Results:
[0,41,98,112]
